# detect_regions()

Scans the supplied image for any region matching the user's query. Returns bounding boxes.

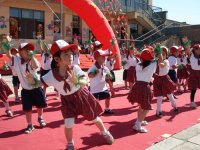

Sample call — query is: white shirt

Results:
[73,53,80,65]
[41,65,86,96]
[127,56,137,69]
[9,63,18,76]
[88,64,110,94]
[158,59,170,76]
[168,55,177,70]
[41,52,52,70]
[122,57,129,70]
[190,53,200,70]
[136,62,157,83]
[12,56,40,90]
[177,56,187,65]
[105,57,115,71]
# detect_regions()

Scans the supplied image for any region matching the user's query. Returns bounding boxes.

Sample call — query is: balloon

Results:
[56,0,121,69]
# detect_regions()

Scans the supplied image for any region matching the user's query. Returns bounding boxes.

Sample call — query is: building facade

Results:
[0,0,90,45]
[0,0,165,46]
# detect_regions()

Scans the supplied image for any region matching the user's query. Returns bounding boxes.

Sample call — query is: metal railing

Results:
[92,0,164,27]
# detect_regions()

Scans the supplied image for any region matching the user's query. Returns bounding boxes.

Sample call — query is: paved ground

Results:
[1,69,200,150]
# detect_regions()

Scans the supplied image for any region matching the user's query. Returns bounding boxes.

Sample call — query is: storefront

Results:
[0,0,90,45]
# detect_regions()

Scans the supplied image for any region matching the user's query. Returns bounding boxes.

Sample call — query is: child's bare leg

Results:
[64,118,74,143]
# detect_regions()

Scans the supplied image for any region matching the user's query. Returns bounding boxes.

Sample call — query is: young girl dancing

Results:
[187,44,200,108]
[177,46,189,93]
[0,54,13,117]
[26,40,114,150]
[128,48,163,133]
[153,46,178,117]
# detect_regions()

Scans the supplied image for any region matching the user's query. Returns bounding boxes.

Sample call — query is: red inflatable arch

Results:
[57,0,121,69]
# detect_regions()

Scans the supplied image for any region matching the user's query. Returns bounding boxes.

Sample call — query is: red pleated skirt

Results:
[177,66,189,79]
[153,75,176,97]
[126,66,136,83]
[188,69,200,90]
[60,87,103,121]
[0,78,13,102]
[127,81,153,110]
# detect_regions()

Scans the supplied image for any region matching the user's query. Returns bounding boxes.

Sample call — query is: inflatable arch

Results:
[57,0,121,69]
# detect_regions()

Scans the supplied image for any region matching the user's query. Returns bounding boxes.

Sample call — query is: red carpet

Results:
[0,85,200,150]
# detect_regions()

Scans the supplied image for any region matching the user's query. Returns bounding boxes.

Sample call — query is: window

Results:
[53,13,61,41]
[9,7,44,39]
[72,15,81,43]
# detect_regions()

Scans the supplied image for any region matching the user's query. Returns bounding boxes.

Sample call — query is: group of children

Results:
[123,43,200,132]
[1,36,115,150]
[1,34,200,149]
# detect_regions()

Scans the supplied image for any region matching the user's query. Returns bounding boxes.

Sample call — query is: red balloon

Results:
[56,0,121,69]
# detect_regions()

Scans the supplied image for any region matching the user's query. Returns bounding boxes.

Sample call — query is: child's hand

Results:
[25,72,35,84]
[67,71,78,84]
[5,35,12,42]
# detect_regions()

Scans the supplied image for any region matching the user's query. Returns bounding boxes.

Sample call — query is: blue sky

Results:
[153,0,200,25]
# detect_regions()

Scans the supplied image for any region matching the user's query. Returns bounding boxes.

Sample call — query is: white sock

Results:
[101,130,109,135]
[135,119,142,127]
[156,96,163,113]
[167,94,177,108]
[68,140,74,145]
[105,108,110,111]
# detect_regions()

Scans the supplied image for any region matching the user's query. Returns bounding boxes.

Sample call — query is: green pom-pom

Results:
[183,40,191,48]
[37,39,42,45]
[129,46,134,50]
[178,64,184,69]
[2,42,12,51]
[75,74,81,87]
[28,51,35,59]
[154,46,162,54]
[86,40,92,45]
[91,69,97,75]
[110,39,115,46]
[2,64,10,71]
[106,73,113,80]
[121,60,127,66]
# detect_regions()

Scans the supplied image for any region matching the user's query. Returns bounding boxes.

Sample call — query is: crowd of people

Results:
[0,34,200,150]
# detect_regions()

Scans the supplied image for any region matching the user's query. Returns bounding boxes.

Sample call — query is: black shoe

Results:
[104,109,114,114]
[173,95,178,99]
[65,143,75,150]
[156,112,163,117]
[173,107,178,113]
[25,124,35,134]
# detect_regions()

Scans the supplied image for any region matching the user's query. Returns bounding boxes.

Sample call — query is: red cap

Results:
[11,48,18,54]
[178,46,184,51]
[170,46,179,54]
[134,53,141,59]
[51,40,78,56]
[94,41,103,47]
[193,44,200,50]
[93,49,112,60]
[161,46,168,56]
[146,46,154,52]
[125,49,130,55]
[141,49,154,61]
[18,43,34,51]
